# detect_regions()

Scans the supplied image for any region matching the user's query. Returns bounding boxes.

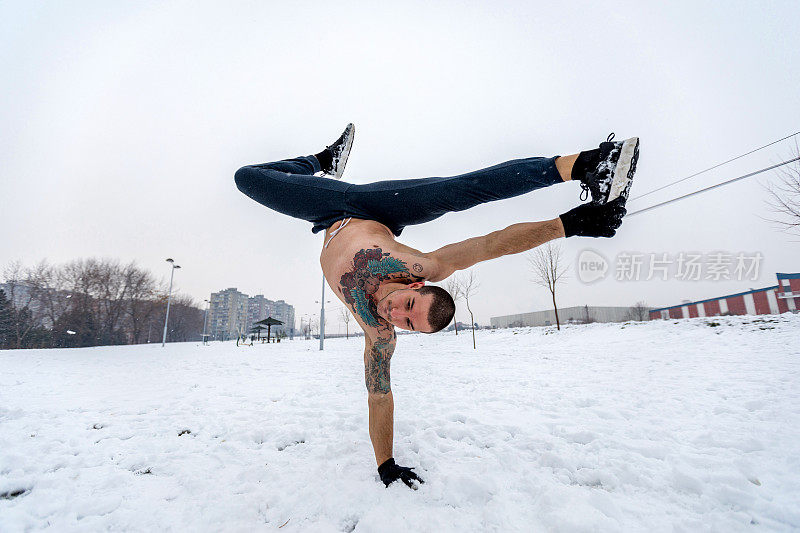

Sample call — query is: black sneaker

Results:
[326,123,355,179]
[575,134,640,204]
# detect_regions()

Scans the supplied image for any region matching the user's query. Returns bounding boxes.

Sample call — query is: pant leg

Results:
[234,155,352,233]
[344,156,562,236]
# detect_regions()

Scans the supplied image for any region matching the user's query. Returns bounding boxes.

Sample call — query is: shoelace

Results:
[579,132,617,201]
[580,182,590,201]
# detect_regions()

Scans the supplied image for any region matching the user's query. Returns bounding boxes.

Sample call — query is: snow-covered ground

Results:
[1,315,799,532]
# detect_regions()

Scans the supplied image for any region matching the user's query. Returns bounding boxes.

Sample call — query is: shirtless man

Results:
[234,124,639,489]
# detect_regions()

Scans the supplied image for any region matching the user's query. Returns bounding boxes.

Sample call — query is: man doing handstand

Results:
[234,124,639,489]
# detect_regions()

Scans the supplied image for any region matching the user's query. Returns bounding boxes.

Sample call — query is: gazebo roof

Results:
[255,316,283,326]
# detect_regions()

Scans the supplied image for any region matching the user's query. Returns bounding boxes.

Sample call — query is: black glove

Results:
[377,458,424,489]
[559,197,627,238]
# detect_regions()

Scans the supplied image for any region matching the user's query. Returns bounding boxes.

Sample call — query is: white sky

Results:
[2,1,799,330]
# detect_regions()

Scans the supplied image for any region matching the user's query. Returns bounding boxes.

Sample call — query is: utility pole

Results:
[319,275,326,350]
[319,230,327,350]
[202,298,210,345]
[316,297,331,349]
[162,258,180,347]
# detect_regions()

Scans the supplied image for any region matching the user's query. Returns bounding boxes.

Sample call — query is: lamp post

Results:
[316,296,331,351]
[161,258,181,347]
[319,276,326,350]
[202,298,210,345]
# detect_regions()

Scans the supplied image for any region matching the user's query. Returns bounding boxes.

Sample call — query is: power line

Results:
[627,157,800,218]
[630,131,799,202]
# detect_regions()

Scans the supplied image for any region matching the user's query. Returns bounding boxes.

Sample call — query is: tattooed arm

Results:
[426,218,565,281]
[333,246,408,465]
[364,334,396,466]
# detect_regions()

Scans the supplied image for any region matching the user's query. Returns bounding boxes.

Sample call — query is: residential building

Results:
[270,299,295,338]
[208,288,296,340]
[0,281,34,309]
[247,295,273,326]
[208,288,249,341]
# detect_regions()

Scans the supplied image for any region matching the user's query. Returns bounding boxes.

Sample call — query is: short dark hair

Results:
[418,285,455,333]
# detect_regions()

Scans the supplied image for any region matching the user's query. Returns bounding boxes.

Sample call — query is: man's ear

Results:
[408,281,425,290]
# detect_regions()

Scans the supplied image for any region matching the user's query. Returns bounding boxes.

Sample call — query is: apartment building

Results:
[208,288,249,341]
[209,288,295,340]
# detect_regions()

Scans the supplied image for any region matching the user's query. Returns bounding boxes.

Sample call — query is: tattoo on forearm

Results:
[365,340,393,394]
[338,247,422,330]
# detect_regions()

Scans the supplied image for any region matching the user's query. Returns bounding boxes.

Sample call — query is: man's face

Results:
[376,286,434,333]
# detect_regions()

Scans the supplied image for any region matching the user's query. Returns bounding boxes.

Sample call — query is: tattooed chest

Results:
[337,247,422,327]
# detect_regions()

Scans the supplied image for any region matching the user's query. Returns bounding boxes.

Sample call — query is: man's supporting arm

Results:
[364,336,396,466]
[427,218,565,281]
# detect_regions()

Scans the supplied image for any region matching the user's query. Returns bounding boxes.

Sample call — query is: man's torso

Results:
[319,219,436,338]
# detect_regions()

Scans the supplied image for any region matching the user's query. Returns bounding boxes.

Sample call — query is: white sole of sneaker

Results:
[608,137,639,202]
[332,124,355,180]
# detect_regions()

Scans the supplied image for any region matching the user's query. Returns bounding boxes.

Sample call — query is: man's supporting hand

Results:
[378,458,425,489]
[559,197,627,238]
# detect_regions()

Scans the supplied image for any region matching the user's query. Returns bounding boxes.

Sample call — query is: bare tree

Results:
[42,258,128,346]
[51,259,92,346]
[443,277,462,334]
[2,258,204,349]
[2,261,47,348]
[527,242,568,330]
[0,289,14,348]
[457,270,479,349]
[122,263,159,344]
[25,261,59,328]
[24,260,75,348]
[93,259,131,345]
[765,141,800,235]
[627,301,650,321]
[339,306,353,338]
[165,294,204,342]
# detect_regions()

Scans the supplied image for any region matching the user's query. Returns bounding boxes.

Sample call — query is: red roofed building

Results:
[649,272,800,320]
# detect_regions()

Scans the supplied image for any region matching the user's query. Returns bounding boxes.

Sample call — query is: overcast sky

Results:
[2,1,799,330]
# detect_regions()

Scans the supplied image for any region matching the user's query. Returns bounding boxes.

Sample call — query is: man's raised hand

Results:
[378,458,425,489]
[559,197,627,238]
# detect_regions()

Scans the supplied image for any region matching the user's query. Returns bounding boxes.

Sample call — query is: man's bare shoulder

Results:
[321,219,438,280]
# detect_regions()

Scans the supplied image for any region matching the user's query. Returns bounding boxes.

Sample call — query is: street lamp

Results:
[319,276,326,350]
[161,258,181,347]
[316,298,331,350]
[202,298,210,345]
